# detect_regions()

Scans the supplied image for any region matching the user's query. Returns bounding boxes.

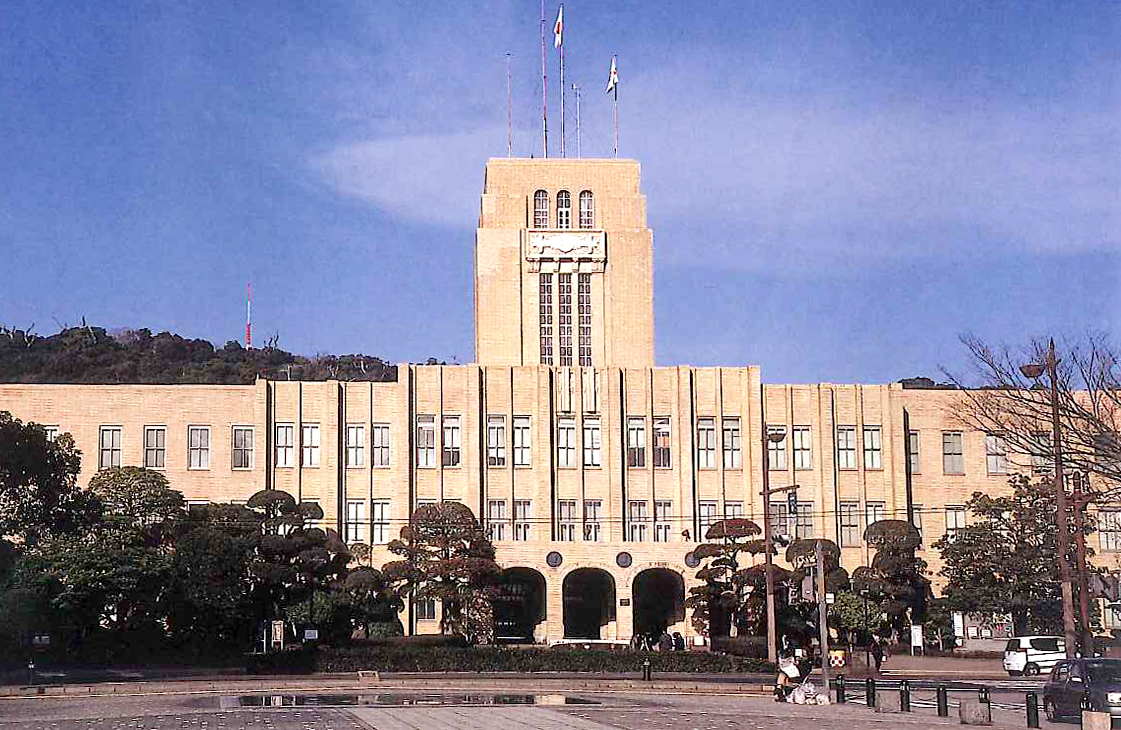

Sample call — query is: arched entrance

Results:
[491,567,547,643]
[632,568,685,637]
[563,568,616,639]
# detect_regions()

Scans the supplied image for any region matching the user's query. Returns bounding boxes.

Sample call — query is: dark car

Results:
[1043,658,1121,722]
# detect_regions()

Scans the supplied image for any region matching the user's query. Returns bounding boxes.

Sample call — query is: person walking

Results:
[659,631,673,652]
[672,631,685,651]
[870,637,884,672]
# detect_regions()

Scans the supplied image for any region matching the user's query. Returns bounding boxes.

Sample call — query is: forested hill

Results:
[0,326,400,384]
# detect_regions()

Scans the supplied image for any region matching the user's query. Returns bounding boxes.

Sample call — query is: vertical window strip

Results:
[558,273,573,366]
[539,273,554,365]
[577,273,592,366]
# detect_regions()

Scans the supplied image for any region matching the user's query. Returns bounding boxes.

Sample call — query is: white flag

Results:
[553,5,563,48]
[606,55,618,93]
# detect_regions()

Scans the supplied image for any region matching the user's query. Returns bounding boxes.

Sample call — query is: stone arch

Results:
[562,567,616,639]
[632,567,685,638]
[492,567,547,643]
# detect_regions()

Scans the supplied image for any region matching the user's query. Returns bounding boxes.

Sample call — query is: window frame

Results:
[839,502,860,547]
[275,423,295,468]
[345,499,366,543]
[487,415,507,467]
[628,499,649,542]
[942,431,965,475]
[513,499,532,541]
[232,425,254,470]
[188,425,211,470]
[792,426,812,470]
[767,425,787,470]
[301,423,320,468]
[836,426,857,470]
[583,417,602,468]
[627,416,646,468]
[862,425,882,471]
[557,417,577,468]
[99,425,122,470]
[442,415,461,468]
[487,499,507,542]
[985,433,1008,475]
[557,499,577,541]
[578,190,594,229]
[372,423,391,468]
[416,415,436,468]
[722,417,742,470]
[698,501,719,539]
[907,429,921,474]
[513,416,531,467]
[144,425,167,469]
[583,499,603,541]
[696,417,717,470]
[654,500,673,543]
[533,189,549,229]
[653,416,671,469]
[371,500,390,544]
[346,423,365,468]
[556,190,572,229]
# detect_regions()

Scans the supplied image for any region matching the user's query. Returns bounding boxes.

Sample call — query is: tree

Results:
[87,467,184,546]
[342,567,403,637]
[933,475,1094,635]
[382,502,501,644]
[949,333,1121,494]
[683,518,770,638]
[854,520,930,641]
[924,597,956,651]
[0,411,97,544]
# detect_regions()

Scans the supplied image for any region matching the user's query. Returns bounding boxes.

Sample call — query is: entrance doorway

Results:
[562,568,616,639]
[492,567,547,642]
[632,568,685,638]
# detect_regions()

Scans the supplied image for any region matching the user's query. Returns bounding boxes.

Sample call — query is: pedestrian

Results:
[630,633,643,651]
[870,637,884,672]
[659,631,673,652]
[672,631,685,651]
[775,641,799,701]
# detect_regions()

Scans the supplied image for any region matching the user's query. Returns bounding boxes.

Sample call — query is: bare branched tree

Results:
[944,333,1121,496]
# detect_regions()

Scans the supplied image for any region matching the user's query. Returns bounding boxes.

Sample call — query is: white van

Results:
[1004,636,1066,676]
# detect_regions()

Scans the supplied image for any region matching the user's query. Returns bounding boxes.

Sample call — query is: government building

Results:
[0,159,1103,644]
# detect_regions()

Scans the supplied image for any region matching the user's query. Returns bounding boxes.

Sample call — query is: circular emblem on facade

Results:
[684,551,699,568]
[546,551,563,568]
[616,551,633,568]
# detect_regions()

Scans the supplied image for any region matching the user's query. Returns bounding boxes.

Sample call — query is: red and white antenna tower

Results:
[245,282,252,348]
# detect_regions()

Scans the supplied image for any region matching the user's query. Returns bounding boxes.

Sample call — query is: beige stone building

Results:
[1,158,1106,643]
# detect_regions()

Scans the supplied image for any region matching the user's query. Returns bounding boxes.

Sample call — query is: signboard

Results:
[619,598,631,607]
[825,593,835,605]
[787,491,798,515]
[271,620,285,643]
[304,628,319,641]
[32,634,50,647]
[952,611,965,638]
[911,624,923,648]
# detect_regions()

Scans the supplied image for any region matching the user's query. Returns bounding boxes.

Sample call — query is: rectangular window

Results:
[345,500,365,543]
[863,426,882,470]
[416,416,436,468]
[697,417,717,469]
[724,501,744,519]
[985,434,1008,475]
[232,426,253,470]
[372,424,390,467]
[699,500,718,538]
[794,502,814,539]
[908,430,920,474]
[1031,431,1054,474]
[415,597,436,621]
[144,426,166,469]
[442,416,461,467]
[99,426,122,469]
[484,415,506,467]
[836,426,856,470]
[487,500,507,542]
[625,417,646,468]
[1101,510,1121,552]
[655,500,673,543]
[558,273,573,366]
[793,426,812,470]
[514,500,532,541]
[912,504,924,541]
[513,416,531,467]
[557,418,576,468]
[188,426,210,470]
[539,273,554,365]
[583,418,602,467]
[866,501,886,529]
[577,273,592,366]
[275,424,294,467]
[723,417,742,469]
[653,417,671,468]
[942,431,964,474]
[840,502,860,547]
[371,501,389,544]
[767,426,787,470]
[945,506,966,539]
[628,500,649,542]
[584,500,602,541]
[558,499,577,541]
[346,424,365,468]
[770,502,789,539]
[301,424,320,467]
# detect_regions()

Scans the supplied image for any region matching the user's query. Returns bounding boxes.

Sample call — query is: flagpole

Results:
[613,58,619,158]
[506,52,513,158]
[558,4,565,158]
[540,0,548,157]
[572,83,582,158]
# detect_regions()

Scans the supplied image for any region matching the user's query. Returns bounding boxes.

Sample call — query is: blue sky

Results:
[1,1,1117,384]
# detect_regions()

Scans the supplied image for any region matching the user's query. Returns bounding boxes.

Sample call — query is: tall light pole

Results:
[761,428,790,663]
[1022,338,1076,659]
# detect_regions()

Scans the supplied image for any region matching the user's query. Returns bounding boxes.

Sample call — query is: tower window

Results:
[558,273,573,366]
[539,273,554,364]
[533,190,549,228]
[556,190,571,229]
[577,273,592,366]
[579,190,594,228]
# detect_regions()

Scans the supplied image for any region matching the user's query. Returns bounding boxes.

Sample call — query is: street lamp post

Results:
[1022,338,1077,659]
[1072,471,1094,653]
[761,427,789,664]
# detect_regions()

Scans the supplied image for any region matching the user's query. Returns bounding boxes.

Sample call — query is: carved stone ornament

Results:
[526,230,606,261]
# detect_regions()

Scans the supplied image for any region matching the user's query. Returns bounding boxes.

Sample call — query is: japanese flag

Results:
[606,55,618,93]
[553,5,563,48]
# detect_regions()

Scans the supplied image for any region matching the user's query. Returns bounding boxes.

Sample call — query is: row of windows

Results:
[533,189,595,229]
[93,425,255,471]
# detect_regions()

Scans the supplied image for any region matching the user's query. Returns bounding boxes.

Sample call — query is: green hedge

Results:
[315,644,773,674]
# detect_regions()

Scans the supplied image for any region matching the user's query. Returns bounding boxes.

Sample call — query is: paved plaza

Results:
[0,689,1054,730]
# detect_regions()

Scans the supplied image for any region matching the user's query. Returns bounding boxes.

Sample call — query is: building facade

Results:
[1,159,1104,643]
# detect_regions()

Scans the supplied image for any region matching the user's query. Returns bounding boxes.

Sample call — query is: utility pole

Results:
[761,427,794,664]
[1073,471,1094,653]
[815,539,830,687]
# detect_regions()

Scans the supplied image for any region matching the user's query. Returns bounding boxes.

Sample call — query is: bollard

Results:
[900,679,911,712]
[27,659,35,686]
[1025,692,1039,728]
[835,674,846,704]
[979,686,991,706]
[642,658,651,681]
[1081,691,1091,712]
[865,677,876,708]
[936,685,949,717]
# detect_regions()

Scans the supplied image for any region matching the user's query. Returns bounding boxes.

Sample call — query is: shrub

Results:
[709,636,767,658]
[246,647,318,675]
[315,645,772,674]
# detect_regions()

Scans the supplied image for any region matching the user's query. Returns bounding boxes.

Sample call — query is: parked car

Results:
[1004,636,1066,676]
[1043,658,1121,722]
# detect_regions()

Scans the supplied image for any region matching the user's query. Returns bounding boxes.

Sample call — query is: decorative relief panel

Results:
[526,231,606,262]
